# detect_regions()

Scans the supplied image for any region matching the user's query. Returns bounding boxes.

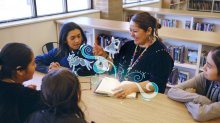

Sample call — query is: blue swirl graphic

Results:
[125,71,145,82]
[80,44,117,78]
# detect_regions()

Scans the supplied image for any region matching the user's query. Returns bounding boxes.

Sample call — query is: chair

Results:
[42,42,58,54]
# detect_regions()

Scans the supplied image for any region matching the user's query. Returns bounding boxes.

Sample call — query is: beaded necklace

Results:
[127,46,147,73]
[127,37,156,73]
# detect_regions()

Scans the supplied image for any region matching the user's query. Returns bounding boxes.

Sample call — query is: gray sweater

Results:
[167,73,220,121]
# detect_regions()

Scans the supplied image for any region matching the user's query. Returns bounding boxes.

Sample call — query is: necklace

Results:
[127,37,157,73]
[127,45,147,73]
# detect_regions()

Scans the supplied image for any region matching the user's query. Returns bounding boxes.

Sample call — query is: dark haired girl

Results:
[0,43,44,123]
[26,68,86,123]
[168,47,220,121]
[35,22,95,76]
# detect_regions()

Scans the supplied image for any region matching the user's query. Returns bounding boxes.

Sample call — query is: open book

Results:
[94,77,137,98]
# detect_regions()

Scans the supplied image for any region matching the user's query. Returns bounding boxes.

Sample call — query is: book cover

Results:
[178,71,190,83]
[94,77,137,98]
[187,49,198,64]
[185,21,191,29]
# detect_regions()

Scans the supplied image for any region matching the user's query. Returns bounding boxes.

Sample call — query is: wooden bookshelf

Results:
[123,6,220,32]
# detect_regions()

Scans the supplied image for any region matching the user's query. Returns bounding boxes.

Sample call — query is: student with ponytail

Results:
[0,43,45,123]
[26,68,87,123]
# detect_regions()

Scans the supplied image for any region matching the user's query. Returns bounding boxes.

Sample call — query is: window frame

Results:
[0,0,92,23]
[123,0,151,4]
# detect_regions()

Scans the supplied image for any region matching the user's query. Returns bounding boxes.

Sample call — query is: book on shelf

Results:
[168,68,179,85]
[185,21,191,29]
[187,49,198,64]
[200,50,208,67]
[214,2,220,11]
[94,77,137,98]
[167,45,185,63]
[178,71,190,83]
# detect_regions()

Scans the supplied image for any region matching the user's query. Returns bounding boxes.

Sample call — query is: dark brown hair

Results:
[0,43,33,79]
[130,12,161,40]
[210,46,220,75]
[41,68,84,118]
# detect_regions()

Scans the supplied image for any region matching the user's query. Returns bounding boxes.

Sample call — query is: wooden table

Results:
[24,72,220,123]
[82,90,220,123]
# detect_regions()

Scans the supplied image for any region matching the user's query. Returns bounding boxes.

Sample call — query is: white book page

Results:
[95,77,120,95]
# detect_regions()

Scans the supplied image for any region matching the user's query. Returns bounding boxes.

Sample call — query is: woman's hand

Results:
[48,62,61,72]
[93,42,108,58]
[112,81,137,99]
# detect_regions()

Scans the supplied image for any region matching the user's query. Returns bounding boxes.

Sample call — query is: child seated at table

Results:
[26,68,87,123]
[0,43,45,123]
[168,47,220,121]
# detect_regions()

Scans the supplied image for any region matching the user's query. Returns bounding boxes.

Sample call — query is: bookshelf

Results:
[123,6,220,32]
[187,0,220,13]
[56,17,220,82]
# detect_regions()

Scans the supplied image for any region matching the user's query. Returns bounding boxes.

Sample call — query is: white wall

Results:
[0,12,100,55]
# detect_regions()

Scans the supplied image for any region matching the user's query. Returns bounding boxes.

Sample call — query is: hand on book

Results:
[112,81,137,99]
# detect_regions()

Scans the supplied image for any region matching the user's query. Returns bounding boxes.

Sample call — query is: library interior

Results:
[1,0,220,123]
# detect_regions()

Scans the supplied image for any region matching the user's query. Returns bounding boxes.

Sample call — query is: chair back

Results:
[42,42,58,54]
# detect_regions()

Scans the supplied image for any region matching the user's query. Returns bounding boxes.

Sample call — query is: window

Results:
[0,0,92,23]
[0,0,32,22]
[67,0,91,12]
[36,0,64,16]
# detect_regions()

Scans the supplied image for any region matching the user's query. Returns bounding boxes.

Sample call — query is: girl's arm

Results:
[35,49,58,73]
[167,73,208,102]
[185,102,220,121]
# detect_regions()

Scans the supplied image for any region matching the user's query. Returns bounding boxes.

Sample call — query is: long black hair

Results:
[41,68,85,118]
[0,43,33,79]
[210,46,220,75]
[57,22,87,57]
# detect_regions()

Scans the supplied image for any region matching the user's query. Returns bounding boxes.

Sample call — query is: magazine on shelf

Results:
[178,71,190,83]
[94,77,137,98]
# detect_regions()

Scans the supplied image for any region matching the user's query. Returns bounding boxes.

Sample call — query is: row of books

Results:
[167,45,198,64]
[185,21,215,32]
[168,68,190,85]
[192,22,215,32]
[158,19,177,27]
[188,0,212,11]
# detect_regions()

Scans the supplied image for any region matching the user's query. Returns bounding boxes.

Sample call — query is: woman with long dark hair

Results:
[35,22,95,76]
